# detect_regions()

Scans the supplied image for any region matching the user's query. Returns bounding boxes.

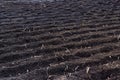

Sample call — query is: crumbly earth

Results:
[0,0,120,80]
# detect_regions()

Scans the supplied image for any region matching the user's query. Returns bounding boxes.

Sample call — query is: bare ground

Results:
[0,0,120,80]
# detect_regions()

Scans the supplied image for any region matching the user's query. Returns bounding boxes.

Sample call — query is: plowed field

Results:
[0,0,120,80]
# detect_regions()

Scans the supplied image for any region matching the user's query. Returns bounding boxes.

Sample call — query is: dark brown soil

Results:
[0,0,120,80]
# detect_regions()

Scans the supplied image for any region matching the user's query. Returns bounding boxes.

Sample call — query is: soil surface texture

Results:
[0,0,120,80]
